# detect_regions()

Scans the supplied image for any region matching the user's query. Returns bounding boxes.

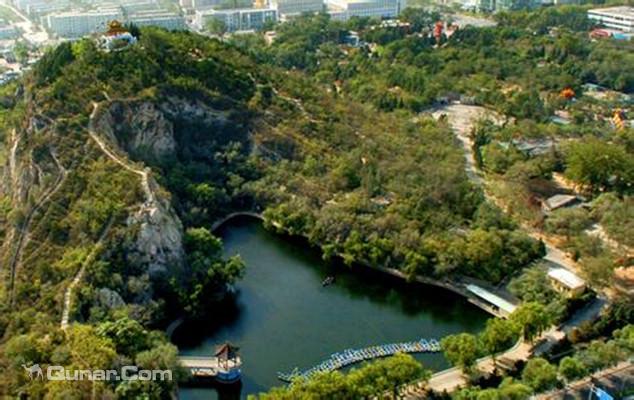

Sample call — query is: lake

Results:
[175,216,489,399]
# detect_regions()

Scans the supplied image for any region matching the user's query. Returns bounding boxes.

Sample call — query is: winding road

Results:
[60,101,159,330]
[7,145,67,303]
[395,103,600,398]
[60,217,114,330]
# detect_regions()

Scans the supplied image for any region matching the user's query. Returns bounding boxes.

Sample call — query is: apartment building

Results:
[46,8,123,38]
[325,0,405,21]
[270,0,324,19]
[195,7,277,32]
[128,10,187,30]
[588,6,634,33]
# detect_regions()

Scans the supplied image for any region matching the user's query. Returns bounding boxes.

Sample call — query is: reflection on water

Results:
[175,216,489,399]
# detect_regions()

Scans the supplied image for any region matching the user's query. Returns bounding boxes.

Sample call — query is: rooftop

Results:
[588,6,634,19]
[547,267,585,290]
[543,194,578,211]
[465,284,517,314]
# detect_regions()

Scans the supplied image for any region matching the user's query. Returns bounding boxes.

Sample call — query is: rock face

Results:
[97,287,125,309]
[127,181,185,277]
[94,101,177,161]
[93,100,187,278]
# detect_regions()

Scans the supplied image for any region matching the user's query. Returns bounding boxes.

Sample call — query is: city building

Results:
[0,25,19,40]
[180,0,194,9]
[547,267,586,297]
[46,8,123,38]
[588,6,634,33]
[325,0,405,21]
[270,0,324,19]
[192,0,224,10]
[128,10,186,30]
[476,0,540,12]
[195,7,277,32]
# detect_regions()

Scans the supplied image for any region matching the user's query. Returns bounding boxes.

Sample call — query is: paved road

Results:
[401,338,543,398]
[431,104,498,185]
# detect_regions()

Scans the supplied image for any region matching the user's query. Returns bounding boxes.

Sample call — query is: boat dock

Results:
[277,338,441,382]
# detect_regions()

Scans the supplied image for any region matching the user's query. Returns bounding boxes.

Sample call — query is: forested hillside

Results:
[0,25,544,396]
[0,4,631,396]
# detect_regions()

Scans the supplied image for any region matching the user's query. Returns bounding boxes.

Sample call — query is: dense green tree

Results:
[564,138,634,194]
[511,302,552,342]
[181,227,245,316]
[441,333,481,373]
[480,318,520,356]
[347,353,428,398]
[251,354,429,399]
[206,18,228,36]
[96,317,150,357]
[521,357,558,392]
[558,356,587,383]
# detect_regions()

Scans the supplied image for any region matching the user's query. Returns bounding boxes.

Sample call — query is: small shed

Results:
[547,267,586,297]
[542,194,579,213]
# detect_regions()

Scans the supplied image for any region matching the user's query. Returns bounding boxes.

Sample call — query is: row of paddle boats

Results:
[277,338,441,382]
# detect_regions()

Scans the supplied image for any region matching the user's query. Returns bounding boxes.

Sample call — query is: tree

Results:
[580,256,615,288]
[544,208,593,239]
[564,138,634,194]
[498,377,533,399]
[480,318,520,356]
[522,357,558,392]
[511,302,552,342]
[13,41,28,65]
[182,227,245,316]
[96,317,150,357]
[441,333,480,373]
[253,354,429,399]
[206,18,228,36]
[578,341,623,371]
[347,353,428,398]
[558,356,587,383]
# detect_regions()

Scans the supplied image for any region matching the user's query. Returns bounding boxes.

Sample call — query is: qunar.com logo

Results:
[22,364,172,381]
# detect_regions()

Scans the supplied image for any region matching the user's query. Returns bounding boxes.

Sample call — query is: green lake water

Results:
[175,216,489,399]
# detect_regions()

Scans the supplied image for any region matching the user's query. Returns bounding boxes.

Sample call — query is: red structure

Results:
[434,21,444,43]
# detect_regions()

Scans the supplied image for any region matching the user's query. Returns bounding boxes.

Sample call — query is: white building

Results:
[128,11,187,30]
[192,0,224,10]
[195,7,277,32]
[270,0,324,19]
[325,0,405,21]
[588,6,634,33]
[0,25,19,40]
[46,8,123,38]
[547,267,586,297]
